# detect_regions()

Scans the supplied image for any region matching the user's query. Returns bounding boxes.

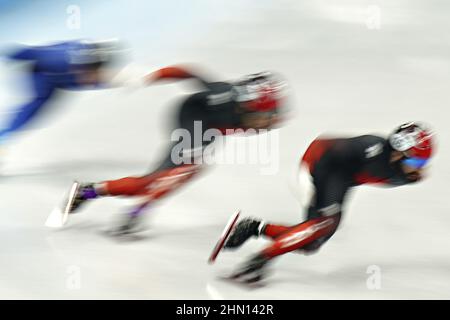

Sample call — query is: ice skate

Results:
[224,217,264,249]
[228,254,271,285]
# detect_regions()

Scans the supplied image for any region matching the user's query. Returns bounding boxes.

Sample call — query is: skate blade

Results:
[45,207,67,228]
[218,274,266,289]
[45,181,80,228]
[208,210,240,264]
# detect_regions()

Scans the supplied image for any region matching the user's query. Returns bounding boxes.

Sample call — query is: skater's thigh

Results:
[308,173,350,219]
[155,103,217,172]
[301,174,349,252]
[152,131,216,172]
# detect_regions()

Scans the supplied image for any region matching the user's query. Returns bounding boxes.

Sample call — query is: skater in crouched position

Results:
[67,66,287,234]
[222,122,434,283]
[0,39,123,144]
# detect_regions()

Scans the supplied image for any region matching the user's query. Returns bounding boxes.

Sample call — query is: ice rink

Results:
[0,0,449,299]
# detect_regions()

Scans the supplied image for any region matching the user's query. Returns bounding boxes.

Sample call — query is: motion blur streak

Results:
[0,0,449,299]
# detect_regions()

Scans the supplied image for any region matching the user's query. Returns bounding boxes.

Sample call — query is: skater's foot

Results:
[229,254,271,284]
[224,218,264,249]
[69,183,99,213]
[108,214,147,237]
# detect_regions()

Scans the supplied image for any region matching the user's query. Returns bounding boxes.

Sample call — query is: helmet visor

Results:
[401,157,429,169]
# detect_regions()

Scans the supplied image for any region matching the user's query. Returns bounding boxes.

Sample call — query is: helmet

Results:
[73,39,125,67]
[389,122,434,159]
[233,71,287,113]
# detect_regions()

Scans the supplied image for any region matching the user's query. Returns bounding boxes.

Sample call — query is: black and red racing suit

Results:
[261,135,415,257]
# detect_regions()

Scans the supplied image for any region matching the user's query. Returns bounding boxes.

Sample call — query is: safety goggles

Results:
[401,157,429,169]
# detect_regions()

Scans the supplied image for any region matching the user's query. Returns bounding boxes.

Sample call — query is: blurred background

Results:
[0,0,449,299]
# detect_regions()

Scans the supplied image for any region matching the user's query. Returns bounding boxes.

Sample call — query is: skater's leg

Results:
[229,174,349,282]
[228,214,340,283]
[69,146,204,214]
[69,97,218,234]
[260,205,341,246]
[101,154,202,199]
[104,166,195,235]
[261,173,347,257]
[0,73,55,140]
[261,214,340,258]
[101,117,212,198]
[262,224,290,239]
[102,175,155,196]
[103,111,215,234]
[225,214,339,252]
[100,137,208,234]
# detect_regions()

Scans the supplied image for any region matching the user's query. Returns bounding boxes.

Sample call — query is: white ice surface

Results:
[0,0,449,299]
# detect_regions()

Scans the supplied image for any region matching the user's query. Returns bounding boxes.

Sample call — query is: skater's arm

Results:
[0,97,51,138]
[0,79,55,138]
[144,66,212,88]
[5,45,52,61]
[6,47,37,61]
